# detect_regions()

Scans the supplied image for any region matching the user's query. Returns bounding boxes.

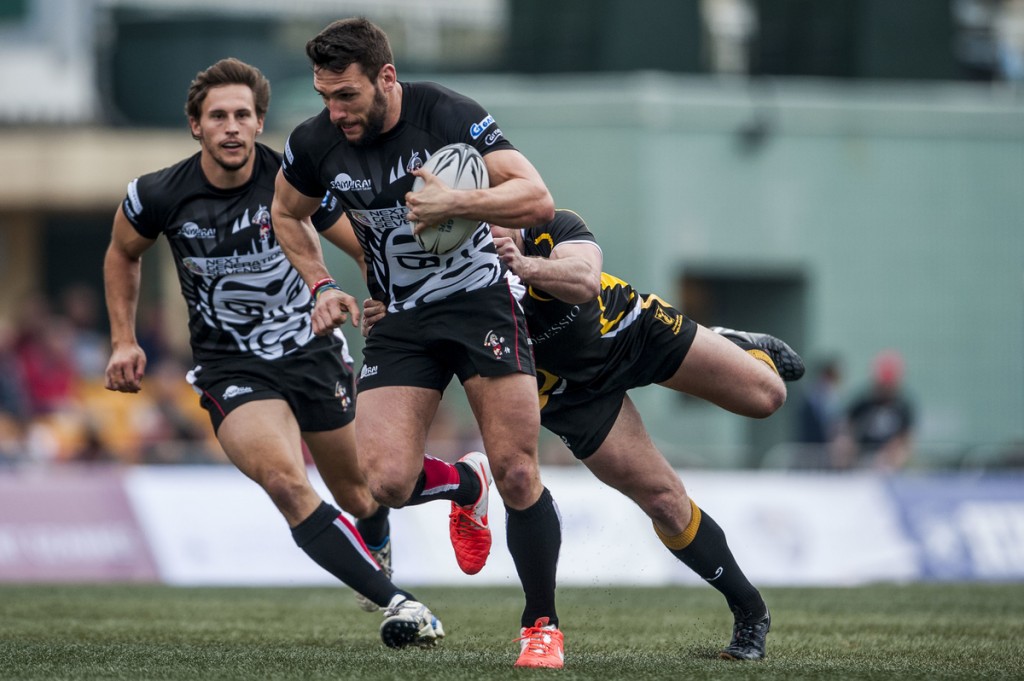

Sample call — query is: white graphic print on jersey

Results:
[194,247,314,360]
[349,206,501,312]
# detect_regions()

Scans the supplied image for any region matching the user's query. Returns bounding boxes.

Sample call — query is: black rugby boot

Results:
[710,327,806,382]
[719,606,771,660]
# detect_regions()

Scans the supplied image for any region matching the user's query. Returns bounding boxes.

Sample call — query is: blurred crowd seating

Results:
[0,284,224,466]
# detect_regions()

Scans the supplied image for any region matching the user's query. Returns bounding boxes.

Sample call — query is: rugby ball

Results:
[411,143,489,254]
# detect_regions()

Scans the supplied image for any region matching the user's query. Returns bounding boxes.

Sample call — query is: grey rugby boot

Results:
[710,327,806,382]
[719,607,770,660]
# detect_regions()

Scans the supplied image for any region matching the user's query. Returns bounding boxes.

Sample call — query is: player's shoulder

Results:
[521,210,598,257]
[283,109,338,163]
[536,209,596,241]
[405,80,474,108]
[404,81,490,129]
[128,152,202,210]
[285,108,335,150]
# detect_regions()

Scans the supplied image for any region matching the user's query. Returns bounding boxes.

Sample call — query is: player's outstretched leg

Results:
[710,326,806,382]
[380,594,446,648]
[448,451,493,575]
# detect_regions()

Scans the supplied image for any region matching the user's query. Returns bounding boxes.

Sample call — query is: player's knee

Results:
[261,469,312,516]
[491,457,541,507]
[641,487,691,531]
[371,479,416,508]
[750,378,787,418]
[333,487,377,518]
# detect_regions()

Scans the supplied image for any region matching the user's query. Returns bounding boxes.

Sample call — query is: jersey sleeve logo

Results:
[484,129,504,146]
[125,178,144,220]
[469,113,496,139]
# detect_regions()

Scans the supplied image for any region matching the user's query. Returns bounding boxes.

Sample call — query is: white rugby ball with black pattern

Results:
[411,143,489,255]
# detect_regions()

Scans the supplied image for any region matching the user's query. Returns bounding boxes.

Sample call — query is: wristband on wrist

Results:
[311,277,342,301]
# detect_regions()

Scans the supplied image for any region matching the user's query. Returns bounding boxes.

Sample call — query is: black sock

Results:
[291,502,412,607]
[404,461,481,507]
[506,488,561,628]
[355,504,390,549]
[662,504,764,616]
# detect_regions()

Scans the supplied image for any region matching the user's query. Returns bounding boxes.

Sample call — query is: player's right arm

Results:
[272,169,360,333]
[492,226,602,304]
[103,204,157,393]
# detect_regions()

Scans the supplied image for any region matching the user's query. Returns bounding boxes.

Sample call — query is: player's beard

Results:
[204,135,252,173]
[347,86,388,148]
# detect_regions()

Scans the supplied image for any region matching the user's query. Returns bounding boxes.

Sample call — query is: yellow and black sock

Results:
[655,499,764,614]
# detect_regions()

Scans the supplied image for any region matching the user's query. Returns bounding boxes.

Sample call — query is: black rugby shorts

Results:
[188,333,356,433]
[539,293,697,459]
[358,281,535,392]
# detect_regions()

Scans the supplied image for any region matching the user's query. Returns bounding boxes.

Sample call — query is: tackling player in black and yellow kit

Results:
[490,209,806,662]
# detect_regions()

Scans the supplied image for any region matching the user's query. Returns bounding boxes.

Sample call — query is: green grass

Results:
[1,584,1022,680]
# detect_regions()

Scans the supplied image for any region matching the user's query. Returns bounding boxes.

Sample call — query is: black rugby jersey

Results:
[519,210,644,384]
[281,81,516,313]
[122,143,341,362]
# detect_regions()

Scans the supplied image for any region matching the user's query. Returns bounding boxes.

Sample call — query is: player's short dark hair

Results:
[306,17,394,80]
[185,58,271,124]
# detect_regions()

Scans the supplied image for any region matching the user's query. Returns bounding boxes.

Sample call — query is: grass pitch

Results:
[2,583,1022,680]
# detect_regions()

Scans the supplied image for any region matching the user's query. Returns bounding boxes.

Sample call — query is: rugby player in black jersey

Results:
[102,58,443,648]
[491,209,805,661]
[271,18,564,668]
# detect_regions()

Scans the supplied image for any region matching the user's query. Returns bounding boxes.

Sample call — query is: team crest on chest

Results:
[253,205,272,241]
[407,151,423,173]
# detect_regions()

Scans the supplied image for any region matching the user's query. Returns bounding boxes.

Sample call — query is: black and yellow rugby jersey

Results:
[519,209,644,384]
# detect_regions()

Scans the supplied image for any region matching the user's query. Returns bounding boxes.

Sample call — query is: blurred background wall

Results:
[0,0,1022,470]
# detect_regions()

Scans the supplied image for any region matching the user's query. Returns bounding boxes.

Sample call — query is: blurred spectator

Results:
[0,325,28,464]
[135,357,221,464]
[0,324,29,423]
[68,417,115,463]
[136,303,171,370]
[13,294,78,416]
[60,282,108,380]
[837,350,915,471]
[792,356,845,468]
[996,0,1024,80]
[955,0,1024,80]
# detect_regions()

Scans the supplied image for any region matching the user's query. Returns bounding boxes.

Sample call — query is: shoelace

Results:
[450,506,486,530]
[384,598,421,619]
[515,627,557,656]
